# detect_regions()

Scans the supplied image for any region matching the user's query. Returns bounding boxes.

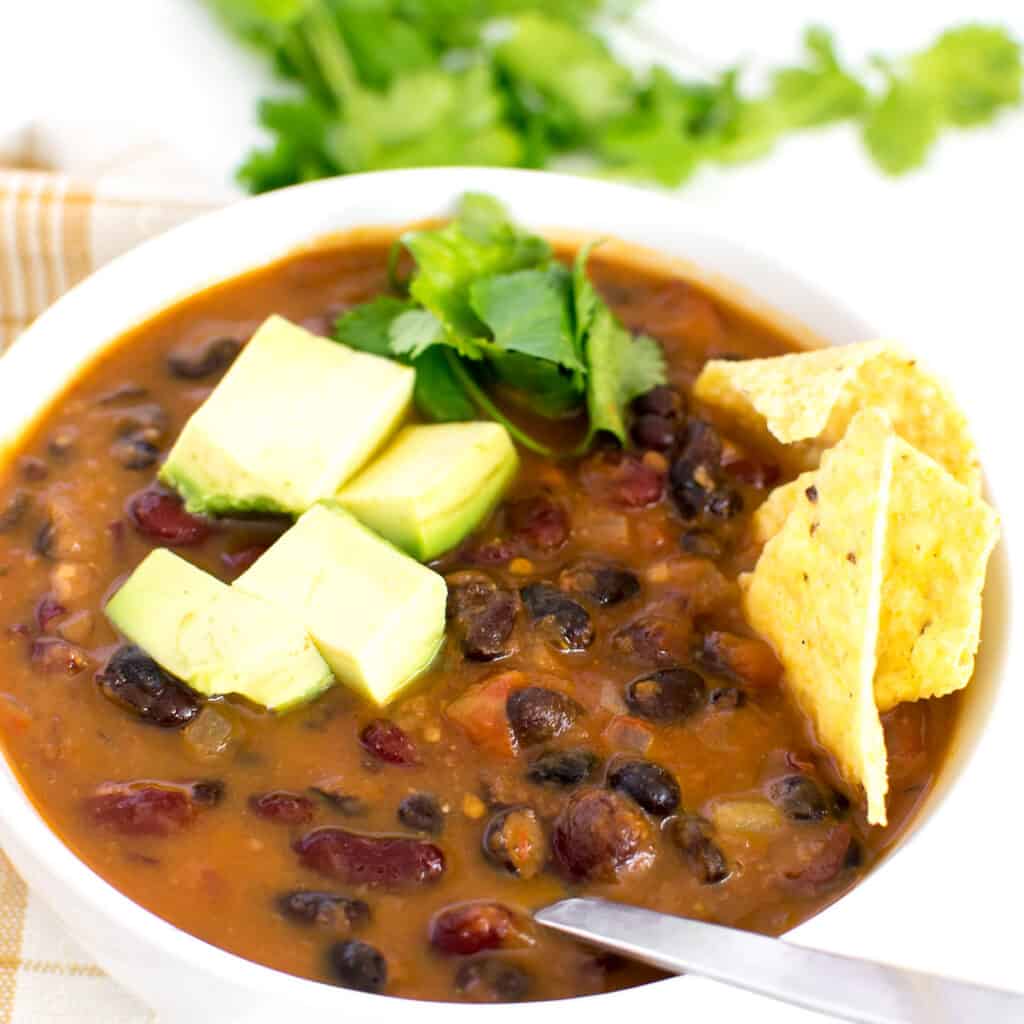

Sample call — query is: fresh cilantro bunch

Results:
[203,2,1021,190]
[333,194,666,454]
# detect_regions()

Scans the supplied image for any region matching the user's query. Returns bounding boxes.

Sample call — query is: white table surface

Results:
[2,3,1023,1021]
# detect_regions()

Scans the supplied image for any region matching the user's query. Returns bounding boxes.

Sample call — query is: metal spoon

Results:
[536,897,1024,1024]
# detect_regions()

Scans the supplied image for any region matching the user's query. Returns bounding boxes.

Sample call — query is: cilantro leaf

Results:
[401,194,550,342]
[573,244,666,446]
[771,26,867,129]
[911,24,1022,127]
[496,14,636,136]
[333,295,412,357]
[862,73,940,175]
[597,68,706,186]
[469,266,583,374]
[333,297,474,421]
[409,348,477,422]
[389,308,447,358]
[485,350,583,418]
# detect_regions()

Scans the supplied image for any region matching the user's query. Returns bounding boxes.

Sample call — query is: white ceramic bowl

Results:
[0,169,1014,1023]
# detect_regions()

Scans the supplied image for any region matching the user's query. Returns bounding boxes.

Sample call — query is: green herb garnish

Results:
[332,194,666,454]
[202,4,1021,189]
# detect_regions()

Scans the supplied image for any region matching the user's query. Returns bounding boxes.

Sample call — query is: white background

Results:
[1,2,1023,1021]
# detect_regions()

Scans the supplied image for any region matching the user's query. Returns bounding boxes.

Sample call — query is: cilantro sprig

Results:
[333,194,666,455]
[203,3,1021,190]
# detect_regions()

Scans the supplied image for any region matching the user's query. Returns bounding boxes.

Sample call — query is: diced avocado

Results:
[160,315,414,517]
[234,503,447,705]
[105,549,333,712]
[337,422,518,561]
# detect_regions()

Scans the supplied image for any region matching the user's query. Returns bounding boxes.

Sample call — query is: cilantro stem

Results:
[442,351,557,458]
[301,1,361,110]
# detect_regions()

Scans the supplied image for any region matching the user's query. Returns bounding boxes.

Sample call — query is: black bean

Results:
[167,337,241,380]
[559,563,640,607]
[111,436,160,470]
[33,521,56,559]
[670,815,729,884]
[631,414,677,451]
[398,792,444,835]
[768,774,832,822]
[625,668,706,722]
[113,403,168,445]
[708,686,746,710]
[632,386,684,419]
[612,616,689,665]
[608,759,681,816]
[677,420,722,468]
[520,583,593,651]
[507,687,584,747]
[706,487,743,519]
[19,456,48,482]
[454,957,531,1003]
[327,939,387,994]
[309,787,368,817]
[446,572,518,661]
[526,749,599,788]
[191,780,226,806]
[277,890,370,929]
[0,492,31,532]
[679,529,722,560]
[671,478,708,520]
[97,645,200,728]
[482,807,545,878]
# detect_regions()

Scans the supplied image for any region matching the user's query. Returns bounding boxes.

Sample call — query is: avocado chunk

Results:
[234,503,447,705]
[337,422,518,561]
[160,315,414,517]
[105,549,334,712]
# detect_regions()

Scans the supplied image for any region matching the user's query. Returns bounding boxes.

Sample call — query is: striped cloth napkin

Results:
[0,139,225,1021]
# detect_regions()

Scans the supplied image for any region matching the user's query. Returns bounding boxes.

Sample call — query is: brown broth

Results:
[0,235,958,1003]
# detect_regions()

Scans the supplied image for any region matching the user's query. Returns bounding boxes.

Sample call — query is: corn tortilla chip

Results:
[873,439,999,711]
[750,445,999,712]
[750,471,814,546]
[695,340,980,492]
[742,409,892,825]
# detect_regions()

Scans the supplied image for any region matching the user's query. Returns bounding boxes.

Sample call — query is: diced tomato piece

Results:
[602,715,654,755]
[445,671,526,758]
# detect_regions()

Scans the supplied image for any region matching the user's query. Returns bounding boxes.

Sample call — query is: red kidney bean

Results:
[220,545,269,576]
[35,595,66,632]
[429,901,533,956]
[504,495,570,551]
[580,450,664,508]
[87,783,198,836]
[294,829,445,886]
[30,637,90,675]
[360,719,419,766]
[782,825,860,893]
[551,789,655,882]
[128,488,213,546]
[249,791,315,825]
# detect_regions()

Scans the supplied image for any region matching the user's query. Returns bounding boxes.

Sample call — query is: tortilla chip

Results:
[695,340,980,492]
[750,471,814,546]
[742,409,892,825]
[750,446,1000,712]
[873,439,999,711]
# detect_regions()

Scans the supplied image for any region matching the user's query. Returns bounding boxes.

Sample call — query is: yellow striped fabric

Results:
[0,166,217,1023]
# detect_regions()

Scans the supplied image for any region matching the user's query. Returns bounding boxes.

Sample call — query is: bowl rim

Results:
[0,166,1011,1015]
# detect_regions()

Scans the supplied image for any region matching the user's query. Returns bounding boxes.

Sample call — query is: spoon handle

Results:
[535,898,1023,1024]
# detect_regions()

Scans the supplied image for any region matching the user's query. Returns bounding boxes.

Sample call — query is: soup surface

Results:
[0,235,956,1003]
